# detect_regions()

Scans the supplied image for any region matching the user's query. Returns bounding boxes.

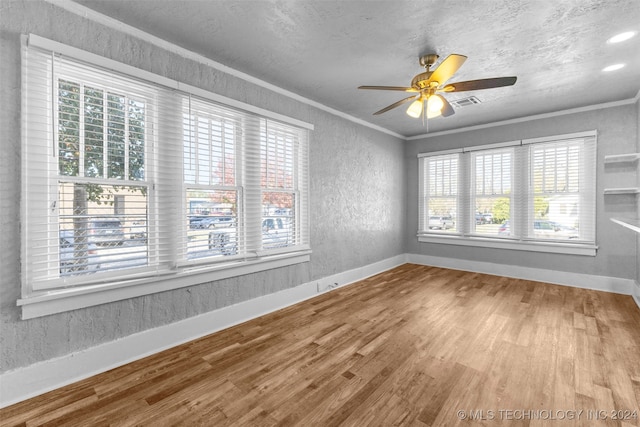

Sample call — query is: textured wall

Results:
[0,1,405,372]
[405,105,639,280]
[636,98,640,297]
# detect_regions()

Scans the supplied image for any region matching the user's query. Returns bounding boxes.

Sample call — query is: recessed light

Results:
[607,31,637,44]
[602,63,625,72]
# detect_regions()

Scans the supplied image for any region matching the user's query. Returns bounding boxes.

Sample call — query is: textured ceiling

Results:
[73,0,640,138]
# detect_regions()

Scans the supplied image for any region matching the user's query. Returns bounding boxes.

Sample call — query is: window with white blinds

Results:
[418,132,597,255]
[525,136,596,243]
[260,121,307,253]
[470,148,513,236]
[22,36,311,296]
[418,153,460,234]
[182,98,243,261]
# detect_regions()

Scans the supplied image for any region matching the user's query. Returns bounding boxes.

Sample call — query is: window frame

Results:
[418,151,462,236]
[469,147,514,237]
[19,34,312,319]
[47,66,159,290]
[180,98,246,265]
[417,132,597,257]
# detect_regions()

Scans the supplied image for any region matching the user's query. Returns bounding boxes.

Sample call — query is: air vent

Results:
[450,96,482,108]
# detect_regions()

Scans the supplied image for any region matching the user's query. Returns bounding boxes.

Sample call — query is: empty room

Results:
[1,1,639,425]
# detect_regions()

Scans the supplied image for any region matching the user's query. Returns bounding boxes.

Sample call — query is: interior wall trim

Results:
[43,0,405,141]
[406,253,635,295]
[0,254,407,409]
[40,1,640,143]
[406,98,638,140]
[3,248,638,409]
[2,253,637,408]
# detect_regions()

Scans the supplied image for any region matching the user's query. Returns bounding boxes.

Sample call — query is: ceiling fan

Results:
[358,54,517,120]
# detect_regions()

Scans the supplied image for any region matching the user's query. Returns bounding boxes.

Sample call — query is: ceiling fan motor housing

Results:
[411,71,435,89]
[413,54,440,89]
[419,54,439,68]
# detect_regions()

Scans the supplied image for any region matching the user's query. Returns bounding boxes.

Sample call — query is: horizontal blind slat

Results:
[23,40,311,293]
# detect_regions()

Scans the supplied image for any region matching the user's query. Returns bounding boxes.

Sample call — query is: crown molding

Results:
[44,0,405,140]
[407,97,638,140]
[42,1,640,143]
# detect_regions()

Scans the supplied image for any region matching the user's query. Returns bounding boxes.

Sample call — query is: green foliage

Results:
[491,198,510,223]
[534,197,550,219]
[58,79,146,203]
[427,198,455,216]
[58,80,80,177]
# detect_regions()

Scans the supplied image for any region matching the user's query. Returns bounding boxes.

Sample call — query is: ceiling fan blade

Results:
[428,54,467,85]
[359,85,418,92]
[373,95,418,115]
[442,76,517,92]
[440,96,455,117]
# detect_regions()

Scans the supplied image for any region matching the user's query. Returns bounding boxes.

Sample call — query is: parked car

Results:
[59,230,101,275]
[428,215,455,230]
[476,213,494,224]
[87,218,125,246]
[262,217,292,249]
[498,220,510,235]
[128,221,147,243]
[189,215,233,229]
[208,217,292,254]
[538,221,579,239]
[497,220,578,239]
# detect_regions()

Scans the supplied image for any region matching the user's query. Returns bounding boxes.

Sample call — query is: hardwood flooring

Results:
[2,264,640,426]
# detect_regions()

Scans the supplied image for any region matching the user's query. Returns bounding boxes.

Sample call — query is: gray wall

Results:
[406,104,639,280]
[0,1,406,372]
[636,98,640,298]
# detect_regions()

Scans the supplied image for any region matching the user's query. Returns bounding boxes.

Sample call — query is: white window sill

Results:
[417,233,597,256]
[18,250,311,319]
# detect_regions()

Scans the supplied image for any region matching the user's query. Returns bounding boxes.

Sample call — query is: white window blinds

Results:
[418,153,460,234]
[181,97,244,262]
[470,148,513,236]
[524,134,596,243]
[23,45,164,290]
[418,131,596,250]
[22,37,310,293]
[260,121,309,253]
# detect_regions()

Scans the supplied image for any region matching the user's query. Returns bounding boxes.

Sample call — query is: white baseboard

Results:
[0,254,407,409]
[2,253,635,409]
[406,253,635,296]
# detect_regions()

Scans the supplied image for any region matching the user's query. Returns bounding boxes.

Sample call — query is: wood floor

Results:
[2,264,640,426]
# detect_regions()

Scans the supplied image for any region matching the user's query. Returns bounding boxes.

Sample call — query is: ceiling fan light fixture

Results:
[602,63,625,72]
[406,99,423,118]
[427,108,442,119]
[427,95,444,113]
[607,31,636,44]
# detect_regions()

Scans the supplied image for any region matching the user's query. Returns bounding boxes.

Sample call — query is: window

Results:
[418,153,459,234]
[471,149,513,236]
[261,121,307,251]
[527,139,594,242]
[21,35,311,310]
[24,50,159,291]
[182,99,242,260]
[418,132,596,255]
